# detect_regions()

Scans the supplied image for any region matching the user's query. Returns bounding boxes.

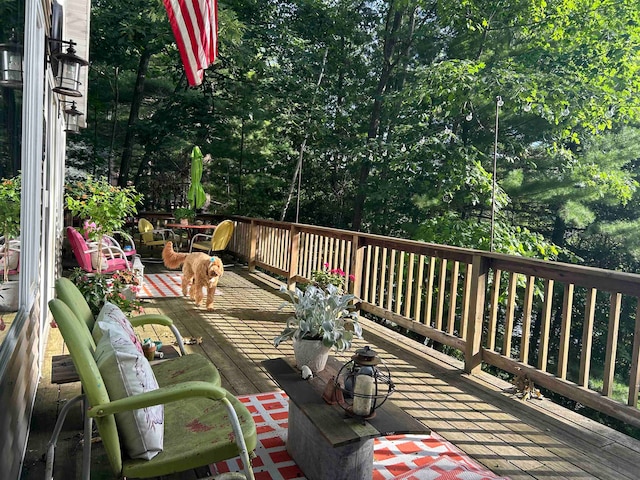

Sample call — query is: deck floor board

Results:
[20,264,640,480]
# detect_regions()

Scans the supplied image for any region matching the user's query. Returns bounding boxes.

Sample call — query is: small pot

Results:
[292,337,331,373]
[142,343,157,361]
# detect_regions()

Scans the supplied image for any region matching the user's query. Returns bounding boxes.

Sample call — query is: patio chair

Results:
[67,226,131,274]
[46,278,256,479]
[104,230,137,259]
[189,219,234,255]
[138,218,176,250]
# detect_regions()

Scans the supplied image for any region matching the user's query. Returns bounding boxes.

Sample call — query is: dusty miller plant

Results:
[273,284,362,352]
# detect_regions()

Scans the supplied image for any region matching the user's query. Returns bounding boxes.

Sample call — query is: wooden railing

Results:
[227,217,640,428]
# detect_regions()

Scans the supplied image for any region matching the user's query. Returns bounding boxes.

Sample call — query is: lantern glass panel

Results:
[55,59,82,97]
[0,44,22,87]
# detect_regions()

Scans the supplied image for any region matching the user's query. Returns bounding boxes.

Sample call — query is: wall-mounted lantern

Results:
[0,32,23,89]
[49,39,88,97]
[63,101,83,134]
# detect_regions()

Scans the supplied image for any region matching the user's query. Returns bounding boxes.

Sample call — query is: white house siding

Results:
[0,0,90,477]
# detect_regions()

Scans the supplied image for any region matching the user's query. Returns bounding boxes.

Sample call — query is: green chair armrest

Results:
[129,314,174,327]
[129,315,186,355]
[89,381,227,418]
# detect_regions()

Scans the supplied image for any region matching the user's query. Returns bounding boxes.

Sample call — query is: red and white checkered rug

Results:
[211,391,509,480]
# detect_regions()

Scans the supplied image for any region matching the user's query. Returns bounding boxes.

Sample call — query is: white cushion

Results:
[93,327,164,460]
[93,301,143,354]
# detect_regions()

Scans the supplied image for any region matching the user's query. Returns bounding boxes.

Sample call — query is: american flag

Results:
[162,0,218,87]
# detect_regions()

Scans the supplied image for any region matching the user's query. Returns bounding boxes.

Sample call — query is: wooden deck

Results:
[20,264,640,480]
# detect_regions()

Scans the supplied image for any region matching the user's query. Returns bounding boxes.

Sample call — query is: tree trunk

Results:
[352,5,405,231]
[108,66,120,185]
[118,50,151,187]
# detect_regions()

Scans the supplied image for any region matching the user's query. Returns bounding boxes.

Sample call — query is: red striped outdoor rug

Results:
[211,391,509,480]
[140,273,223,299]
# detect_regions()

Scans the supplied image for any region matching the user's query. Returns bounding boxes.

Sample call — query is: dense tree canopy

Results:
[68,0,640,271]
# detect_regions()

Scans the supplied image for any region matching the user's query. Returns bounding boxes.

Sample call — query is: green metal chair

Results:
[138,218,176,249]
[54,276,223,387]
[189,219,234,255]
[46,278,256,479]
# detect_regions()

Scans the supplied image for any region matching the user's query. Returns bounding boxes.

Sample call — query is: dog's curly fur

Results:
[162,241,224,311]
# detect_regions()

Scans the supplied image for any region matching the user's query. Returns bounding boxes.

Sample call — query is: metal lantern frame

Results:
[50,38,88,98]
[0,31,23,89]
[334,346,395,419]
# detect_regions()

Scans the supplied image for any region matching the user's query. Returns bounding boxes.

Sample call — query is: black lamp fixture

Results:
[49,38,88,97]
[0,30,23,88]
[324,346,395,419]
[63,101,83,134]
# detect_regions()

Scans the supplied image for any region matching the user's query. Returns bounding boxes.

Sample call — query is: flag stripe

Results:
[163,0,218,87]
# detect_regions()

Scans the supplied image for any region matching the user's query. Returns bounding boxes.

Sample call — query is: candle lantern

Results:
[334,346,394,419]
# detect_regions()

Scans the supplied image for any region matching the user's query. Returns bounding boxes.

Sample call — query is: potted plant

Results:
[65,176,142,271]
[311,262,356,293]
[0,175,21,311]
[273,284,362,372]
[68,268,143,317]
[173,207,196,225]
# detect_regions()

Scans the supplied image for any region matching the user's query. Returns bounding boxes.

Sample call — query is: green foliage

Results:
[68,268,143,317]
[0,175,21,241]
[172,207,195,222]
[65,176,142,241]
[273,284,362,351]
[0,175,21,282]
[415,210,563,261]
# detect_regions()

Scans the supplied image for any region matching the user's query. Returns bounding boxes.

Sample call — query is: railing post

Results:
[464,254,489,374]
[288,225,300,290]
[350,233,364,301]
[248,220,257,272]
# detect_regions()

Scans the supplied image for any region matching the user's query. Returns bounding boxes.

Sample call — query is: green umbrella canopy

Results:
[187,146,206,210]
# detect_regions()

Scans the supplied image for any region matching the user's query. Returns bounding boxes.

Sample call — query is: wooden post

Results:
[464,254,489,374]
[288,225,300,290]
[248,220,257,272]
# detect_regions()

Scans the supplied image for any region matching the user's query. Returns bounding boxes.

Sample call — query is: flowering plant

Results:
[68,267,143,317]
[311,263,355,292]
[65,176,142,271]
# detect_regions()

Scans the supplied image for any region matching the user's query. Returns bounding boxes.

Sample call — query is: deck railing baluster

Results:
[558,283,575,380]
[230,217,640,427]
[603,292,622,397]
[579,288,597,387]
[520,275,535,363]
[447,261,459,335]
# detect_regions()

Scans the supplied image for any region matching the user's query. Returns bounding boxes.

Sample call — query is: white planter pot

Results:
[0,281,19,312]
[292,337,331,373]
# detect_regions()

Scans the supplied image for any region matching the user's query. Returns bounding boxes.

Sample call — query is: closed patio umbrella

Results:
[188,146,206,212]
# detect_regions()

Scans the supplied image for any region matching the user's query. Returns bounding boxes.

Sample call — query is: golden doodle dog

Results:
[162,241,224,311]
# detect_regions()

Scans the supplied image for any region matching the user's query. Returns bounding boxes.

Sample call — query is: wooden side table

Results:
[51,345,179,384]
[263,357,430,480]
